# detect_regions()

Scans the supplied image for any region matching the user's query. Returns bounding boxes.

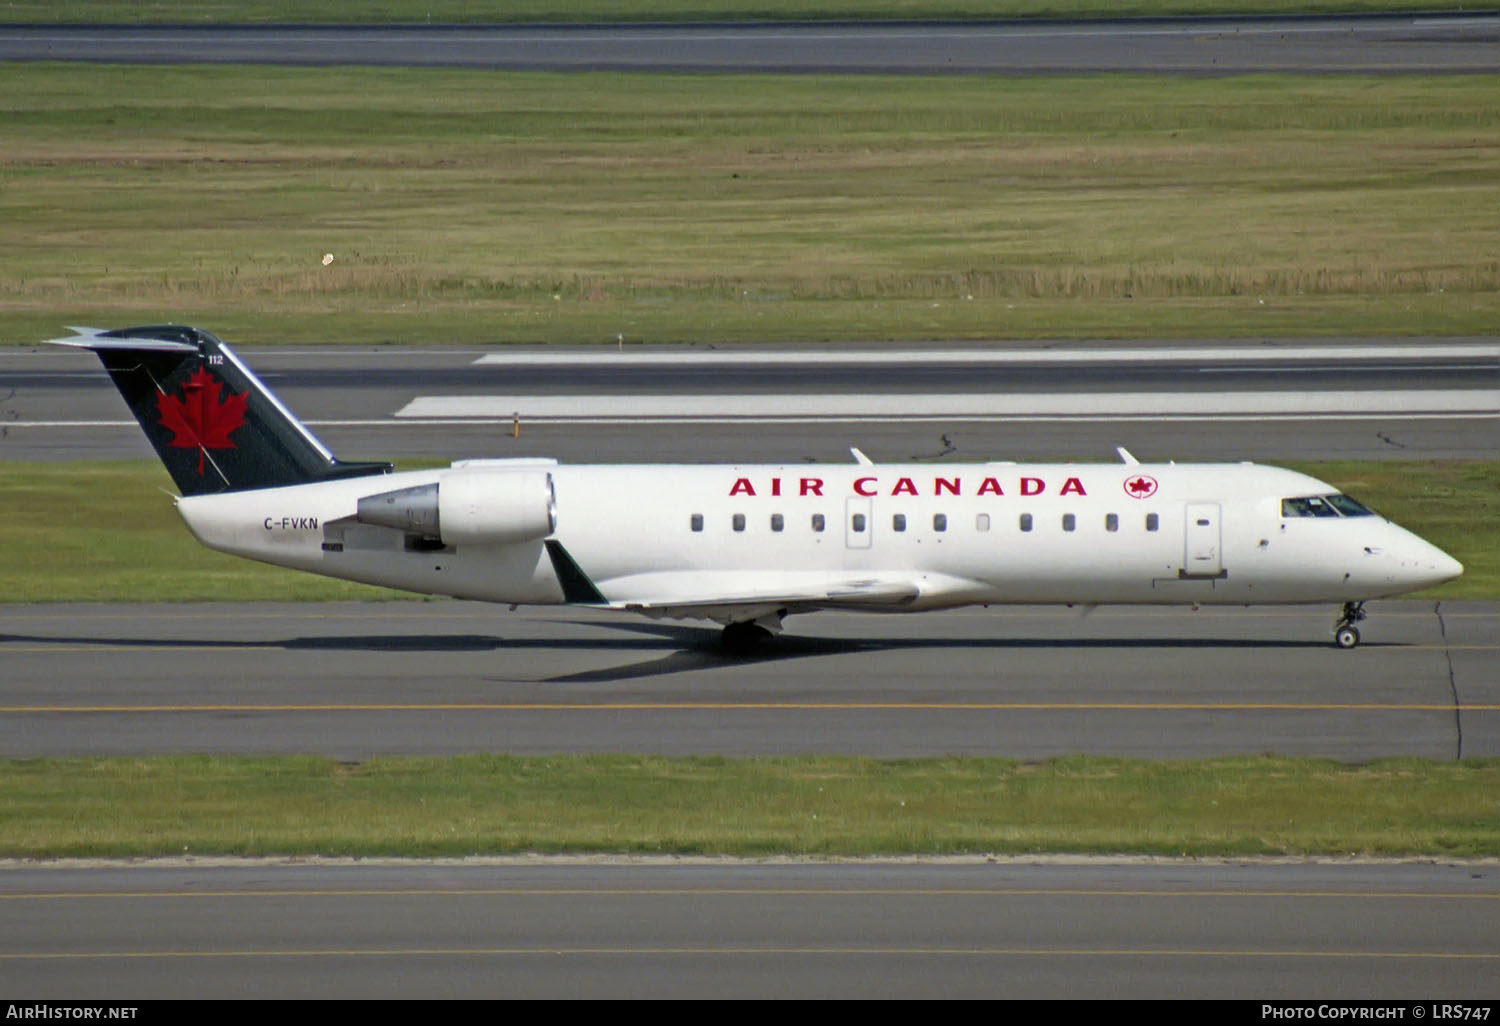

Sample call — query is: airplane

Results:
[52,324,1463,651]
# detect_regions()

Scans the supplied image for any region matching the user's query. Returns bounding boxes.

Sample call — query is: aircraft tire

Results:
[721,621,772,655]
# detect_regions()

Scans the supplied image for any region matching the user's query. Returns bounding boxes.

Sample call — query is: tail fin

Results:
[51,325,391,496]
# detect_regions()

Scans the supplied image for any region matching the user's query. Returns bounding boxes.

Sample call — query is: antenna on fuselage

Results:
[1116,446,1139,465]
[850,447,874,466]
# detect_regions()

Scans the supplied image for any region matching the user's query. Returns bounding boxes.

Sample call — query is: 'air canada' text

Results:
[727,475,1089,498]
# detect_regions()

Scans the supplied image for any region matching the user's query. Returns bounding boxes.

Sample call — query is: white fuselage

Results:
[175,460,1462,619]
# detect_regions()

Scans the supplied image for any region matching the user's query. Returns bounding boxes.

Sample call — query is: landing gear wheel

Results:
[721,621,772,655]
[1332,601,1367,650]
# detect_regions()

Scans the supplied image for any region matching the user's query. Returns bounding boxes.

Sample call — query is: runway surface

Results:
[3,859,1497,998]
[3,601,1495,761]
[6,340,1497,463]
[3,15,1498,74]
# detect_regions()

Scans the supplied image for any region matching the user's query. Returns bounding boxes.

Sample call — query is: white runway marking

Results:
[471,345,1500,367]
[396,390,1499,421]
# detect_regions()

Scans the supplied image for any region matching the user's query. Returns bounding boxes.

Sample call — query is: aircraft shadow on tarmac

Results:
[537,620,1342,684]
[0,625,1346,687]
[0,631,515,653]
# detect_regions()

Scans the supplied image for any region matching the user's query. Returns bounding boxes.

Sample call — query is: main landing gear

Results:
[720,611,787,655]
[721,621,773,654]
[1333,601,1367,650]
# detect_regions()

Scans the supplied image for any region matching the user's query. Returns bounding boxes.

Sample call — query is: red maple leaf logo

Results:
[156,366,248,475]
[1124,475,1159,499]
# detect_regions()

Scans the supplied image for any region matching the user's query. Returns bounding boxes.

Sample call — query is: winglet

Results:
[850,447,874,466]
[1116,446,1139,465]
[544,539,607,605]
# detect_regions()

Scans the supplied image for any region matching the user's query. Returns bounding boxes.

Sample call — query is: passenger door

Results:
[1183,502,1223,577]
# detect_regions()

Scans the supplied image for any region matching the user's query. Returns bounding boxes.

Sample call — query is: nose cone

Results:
[1430,548,1464,585]
[1370,521,1463,595]
[1406,538,1463,590]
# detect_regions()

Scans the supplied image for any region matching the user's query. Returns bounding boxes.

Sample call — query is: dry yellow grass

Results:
[4,67,1499,343]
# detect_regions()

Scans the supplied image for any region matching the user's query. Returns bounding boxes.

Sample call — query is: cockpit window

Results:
[1281,494,1376,518]
[1282,496,1338,518]
[1322,493,1375,517]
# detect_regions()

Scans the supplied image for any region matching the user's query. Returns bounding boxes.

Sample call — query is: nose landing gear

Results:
[1333,601,1367,649]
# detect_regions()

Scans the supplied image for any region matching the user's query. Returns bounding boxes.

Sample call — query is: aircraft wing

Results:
[543,540,989,625]
[605,571,922,625]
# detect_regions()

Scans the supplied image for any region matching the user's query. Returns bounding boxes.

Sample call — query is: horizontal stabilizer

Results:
[49,326,198,353]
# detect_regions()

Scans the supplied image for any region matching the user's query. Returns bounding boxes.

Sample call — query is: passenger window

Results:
[933,513,947,532]
[852,513,866,533]
[771,513,784,532]
[892,514,906,532]
[812,514,825,532]
[1105,513,1118,532]
[690,513,703,532]
[1146,513,1159,532]
[1062,513,1076,532]
[976,513,990,532]
[1019,513,1033,532]
[732,513,746,532]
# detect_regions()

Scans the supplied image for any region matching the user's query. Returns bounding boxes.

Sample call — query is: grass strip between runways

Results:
[2,755,1498,859]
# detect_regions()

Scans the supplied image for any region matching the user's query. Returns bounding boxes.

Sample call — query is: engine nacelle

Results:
[438,469,556,546]
[355,470,556,547]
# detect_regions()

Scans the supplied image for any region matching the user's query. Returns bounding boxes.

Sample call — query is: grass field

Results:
[4,66,1498,344]
[0,1,1480,25]
[3,459,1494,602]
[2,461,406,602]
[2,755,1496,858]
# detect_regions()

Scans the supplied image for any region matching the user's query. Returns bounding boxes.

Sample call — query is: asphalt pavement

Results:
[6,340,1497,463]
[4,601,1494,762]
[3,16,1498,74]
[3,859,1496,999]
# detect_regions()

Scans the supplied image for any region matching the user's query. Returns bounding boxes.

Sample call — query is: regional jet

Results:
[53,325,1463,650]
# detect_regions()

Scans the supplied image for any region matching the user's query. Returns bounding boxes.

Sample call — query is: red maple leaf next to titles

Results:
[155,367,248,475]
